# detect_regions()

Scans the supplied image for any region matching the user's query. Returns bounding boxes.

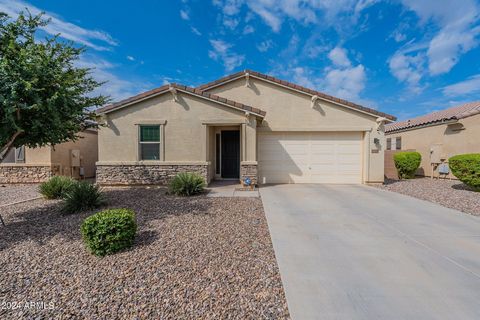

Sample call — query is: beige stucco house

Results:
[96,70,396,185]
[385,101,480,178]
[0,130,98,183]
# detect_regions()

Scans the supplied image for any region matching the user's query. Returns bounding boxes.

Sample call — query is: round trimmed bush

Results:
[39,175,76,199]
[394,151,421,179]
[449,154,480,191]
[63,181,105,214]
[81,208,137,256]
[168,172,206,196]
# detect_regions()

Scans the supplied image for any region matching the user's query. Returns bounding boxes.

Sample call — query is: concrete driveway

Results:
[260,184,480,320]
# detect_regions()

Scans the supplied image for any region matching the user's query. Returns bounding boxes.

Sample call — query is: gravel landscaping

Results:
[0,184,40,205]
[375,178,480,216]
[0,187,289,319]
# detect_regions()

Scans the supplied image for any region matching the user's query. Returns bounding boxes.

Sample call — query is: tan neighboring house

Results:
[95,70,396,186]
[0,130,98,183]
[385,101,480,178]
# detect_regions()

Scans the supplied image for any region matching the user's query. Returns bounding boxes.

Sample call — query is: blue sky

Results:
[1,0,480,120]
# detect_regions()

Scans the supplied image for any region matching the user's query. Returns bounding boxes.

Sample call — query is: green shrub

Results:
[394,151,422,179]
[168,172,206,196]
[39,176,76,199]
[81,208,137,256]
[449,154,480,191]
[63,181,105,214]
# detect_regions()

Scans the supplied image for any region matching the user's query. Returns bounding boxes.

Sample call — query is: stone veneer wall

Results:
[0,165,55,183]
[240,163,258,185]
[96,164,209,185]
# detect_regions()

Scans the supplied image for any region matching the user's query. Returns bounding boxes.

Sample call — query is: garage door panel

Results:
[258,132,362,184]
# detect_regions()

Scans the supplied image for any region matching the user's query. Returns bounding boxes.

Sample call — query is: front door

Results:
[221,130,240,179]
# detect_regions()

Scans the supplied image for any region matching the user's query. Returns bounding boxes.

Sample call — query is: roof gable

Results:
[386,101,480,133]
[96,83,266,117]
[197,69,396,121]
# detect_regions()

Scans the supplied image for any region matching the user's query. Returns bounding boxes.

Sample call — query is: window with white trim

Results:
[139,125,161,160]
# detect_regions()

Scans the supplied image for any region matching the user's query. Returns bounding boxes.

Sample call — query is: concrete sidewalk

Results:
[261,184,480,320]
[206,180,259,197]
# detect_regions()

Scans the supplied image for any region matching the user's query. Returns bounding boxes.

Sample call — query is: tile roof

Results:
[197,69,397,121]
[385,101,480,133]
[96,83,266,117]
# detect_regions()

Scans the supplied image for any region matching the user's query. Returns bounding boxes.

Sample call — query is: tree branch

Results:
[0,130,24,160]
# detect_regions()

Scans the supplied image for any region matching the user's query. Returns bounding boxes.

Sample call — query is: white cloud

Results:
[328,47,351,67]
[126,56,135,61]
[223,16,239,29]
[442,74,480,96]
[180,9,190,20]
[388,50,424,93]
[191,27,202,36]
[208,39,245,71]
[243,25,254,34]
[256,40,274,52]
[0,0,117,51]
[400,0,480,75]
[324,65,366,101]
[77,55,151,101]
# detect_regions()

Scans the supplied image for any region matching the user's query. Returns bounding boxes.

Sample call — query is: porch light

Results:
[168,85,178,102]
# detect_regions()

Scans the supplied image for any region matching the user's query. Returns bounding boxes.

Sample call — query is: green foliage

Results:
[168,172,206,196]
[63,181,105,214]
[81,208,137,256]
[394,151,421,179]
[449,154,480,191]
[0,12,108,158]
[39,175,76,199]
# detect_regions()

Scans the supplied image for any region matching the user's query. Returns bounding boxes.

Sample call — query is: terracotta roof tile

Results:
[385,101,480,133]
[96,83,266,117]
[197,69,396,121]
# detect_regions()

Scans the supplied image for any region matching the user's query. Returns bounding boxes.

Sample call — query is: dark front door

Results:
[221,130,240,179]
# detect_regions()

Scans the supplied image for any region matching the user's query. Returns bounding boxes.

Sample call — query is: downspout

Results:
[365,130,371,183]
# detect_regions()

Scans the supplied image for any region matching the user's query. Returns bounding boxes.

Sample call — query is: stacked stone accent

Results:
[0,165,55,183]
[240,163,258,185]
[96,164,209,185]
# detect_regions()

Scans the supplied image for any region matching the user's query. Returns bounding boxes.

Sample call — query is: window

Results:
[395,137,402,150]
[386,138,391,150]
[15,146,25,163]
[139,125,160,160]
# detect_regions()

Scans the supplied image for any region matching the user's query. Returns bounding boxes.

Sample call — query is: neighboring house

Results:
[0,130,98,183]
[95,70,396,186]
[385,101,480,178]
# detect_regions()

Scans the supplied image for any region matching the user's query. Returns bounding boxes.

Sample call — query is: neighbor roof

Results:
[96,83,266,117]
[197,69,397,121]
[385,101,480,133]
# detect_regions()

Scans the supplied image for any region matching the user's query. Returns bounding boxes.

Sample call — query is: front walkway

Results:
[206,180,259,197]
[260,184,480,320]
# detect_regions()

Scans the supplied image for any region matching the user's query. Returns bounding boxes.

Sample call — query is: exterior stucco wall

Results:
[51,131,98,178]
[386,114,480,178]
[98,92,247,164]
[25,146,52,164]
[205,77,385,183]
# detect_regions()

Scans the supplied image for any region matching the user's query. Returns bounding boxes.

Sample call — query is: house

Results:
[95,70,396,185]
[0,130,98,183]
[385,101,480,178]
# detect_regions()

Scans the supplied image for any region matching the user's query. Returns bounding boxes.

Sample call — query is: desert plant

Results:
[81,208,137,256]
[394,151,421,179]
[449,154,480,191]
[168,172,206,196]
[63,181,105,213]
[39,175,76,199]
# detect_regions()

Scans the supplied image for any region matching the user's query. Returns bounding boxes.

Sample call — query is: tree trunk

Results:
[0,131,24,160]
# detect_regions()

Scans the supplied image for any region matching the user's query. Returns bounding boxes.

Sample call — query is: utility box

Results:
[430,144,443,164]
[70,149,81,167]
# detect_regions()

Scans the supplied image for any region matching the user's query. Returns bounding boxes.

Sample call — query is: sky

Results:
[1,0,480,120]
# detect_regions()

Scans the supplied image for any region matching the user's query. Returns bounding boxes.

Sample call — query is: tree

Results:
[0,11,108,159]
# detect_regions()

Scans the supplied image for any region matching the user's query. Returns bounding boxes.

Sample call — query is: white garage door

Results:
[258,132,363,184]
